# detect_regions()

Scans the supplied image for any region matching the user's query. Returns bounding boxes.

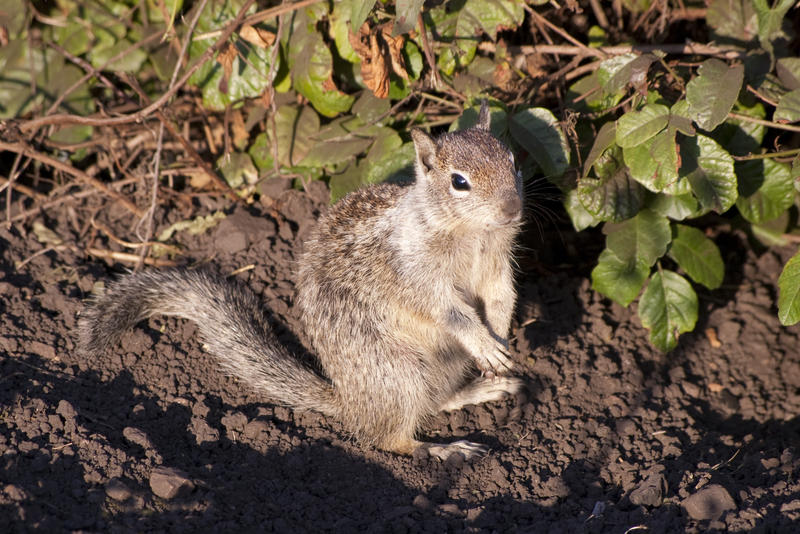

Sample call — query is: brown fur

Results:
[78,102,524,459]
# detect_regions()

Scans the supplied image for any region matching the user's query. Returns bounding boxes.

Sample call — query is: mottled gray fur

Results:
[78,102,524,459]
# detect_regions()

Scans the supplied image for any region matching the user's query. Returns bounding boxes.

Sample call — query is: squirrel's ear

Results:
[411,128,436,175]
[477,100,490,131]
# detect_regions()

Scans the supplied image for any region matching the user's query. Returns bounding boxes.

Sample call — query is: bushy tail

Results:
[77,269,337,415]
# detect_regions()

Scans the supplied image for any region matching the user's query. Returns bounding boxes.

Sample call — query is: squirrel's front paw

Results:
[477,339,514,376]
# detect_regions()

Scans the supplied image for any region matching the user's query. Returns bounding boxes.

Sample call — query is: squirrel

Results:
[78,101,525,461]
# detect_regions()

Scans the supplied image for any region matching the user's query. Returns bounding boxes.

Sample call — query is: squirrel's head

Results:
[410,102,522,231]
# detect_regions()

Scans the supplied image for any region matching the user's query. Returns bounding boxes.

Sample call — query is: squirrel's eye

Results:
[451,173,470,191]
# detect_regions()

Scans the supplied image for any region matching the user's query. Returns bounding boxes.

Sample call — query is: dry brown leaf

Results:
[239,24,276,48]
[217,43,238,94]
[231,110,248,151]
[381,23,408,81]
[493,62,513,91]
[348,22,407,99]
[705,327,722,348]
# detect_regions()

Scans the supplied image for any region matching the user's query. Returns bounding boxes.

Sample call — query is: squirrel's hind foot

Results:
[427,440,487,461]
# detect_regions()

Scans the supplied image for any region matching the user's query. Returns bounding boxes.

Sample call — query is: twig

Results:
[481,42,747,60]
[526,8,605,58]
[588,0,610,28]
[2,177,141,225]
[729,112,800,133]
[417,13,442,90]
[91,218,181,254]
[732,148,800,161]
[266,5,287,176]
[746,84,779,107]
[86,247,177,267]
[0,176,47,201]
[0,141,143,218]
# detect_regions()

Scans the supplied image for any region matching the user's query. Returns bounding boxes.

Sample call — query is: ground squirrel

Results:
[78,101,525,460]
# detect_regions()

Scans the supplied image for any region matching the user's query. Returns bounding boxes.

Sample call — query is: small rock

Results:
[189,417,220,445]
[630,473,667,507]
[681,484,735,521]
[4,484,28,501]
[438,503,462,516]
[243,419,271,440]
[123,427,153,449]
[56,400,77,420]
[29,340,56,360]
[412,494,433,510]
[149,467,195,500]
[105,478,133,502]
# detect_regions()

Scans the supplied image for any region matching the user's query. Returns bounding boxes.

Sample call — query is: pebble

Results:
[123,427,153,449]
[630,473,667,507]
[681,484,735,521]
[105,478,133,502]
[149,466,195,500]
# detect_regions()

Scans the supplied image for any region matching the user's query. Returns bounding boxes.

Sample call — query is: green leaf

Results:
[395,0,424,35]
[583,121,616,178]
[331,2,359,63]
[751,212,790,247]
[509,107,569,177]
[713,100,766,156]
[351,0,377,32]
[793,153,800,193]
[707,0,756,46]
[615,104,669,148]
[564,188,605,231]
[364,142,416,185]
[604,208,671,268]
[271,105,320,167]
[591,248,649,306]
[638,270,699,352]
[668,101,696,137]
[288,9,354,117]
[299,137,373,168]
[352,91,391,123]
[778,251,800,326]
[217,152,258,188]
[647,192,702,221]
[577,167,643,222]
[753,0,794,61]
[735,158,795,223]
[681,134,737,214]
[429,0,524,75]
[668,224,724,289]
[624,128,688,195]
[604,54,657,94]
[686,59,744,131]
[777,57,800,90]
[90,38,147,72]
[249,133,274,172]
[775,89,800,123]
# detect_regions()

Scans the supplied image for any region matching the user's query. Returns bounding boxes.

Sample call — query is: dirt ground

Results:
[2,180,800,533]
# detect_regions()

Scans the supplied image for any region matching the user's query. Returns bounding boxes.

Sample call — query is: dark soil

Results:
[2,182,800,533]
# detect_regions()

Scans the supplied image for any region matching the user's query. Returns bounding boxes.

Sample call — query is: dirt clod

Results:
[681,484,736,521]
[149,467,195,500]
